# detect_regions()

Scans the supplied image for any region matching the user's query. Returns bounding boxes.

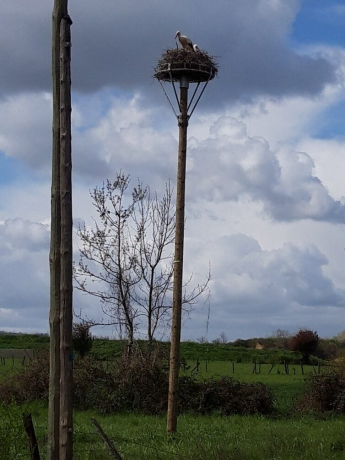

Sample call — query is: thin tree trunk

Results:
[59,13,73,460]
[48,1,68,458]
[167,78,189,433]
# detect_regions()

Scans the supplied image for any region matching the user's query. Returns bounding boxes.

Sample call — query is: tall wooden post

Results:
[49,1,73,459]
[59,14,73,460]
[49,1,68,458]
[167,76,189,433]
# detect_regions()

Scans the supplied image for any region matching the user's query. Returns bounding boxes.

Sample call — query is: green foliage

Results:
[0,403,29,460]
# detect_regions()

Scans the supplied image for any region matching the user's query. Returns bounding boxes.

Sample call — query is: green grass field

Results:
[0,335,341,459]
[0,334,307,363]
[0,357,23,382]
[2,402,345,460]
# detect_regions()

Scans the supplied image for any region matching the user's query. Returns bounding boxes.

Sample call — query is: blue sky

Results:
[292,1,345,48]
[1,0,345,341]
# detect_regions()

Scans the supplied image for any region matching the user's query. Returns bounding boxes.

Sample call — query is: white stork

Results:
[193,44,200,52]
[175,31,194,51]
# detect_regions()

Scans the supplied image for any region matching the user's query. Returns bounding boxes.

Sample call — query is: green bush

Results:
[0,346,273,416]
[299,366,345,413]
[179,376,273,415]
[0,352,49,404]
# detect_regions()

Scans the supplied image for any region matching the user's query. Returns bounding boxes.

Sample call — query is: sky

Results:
[1,0,345,341]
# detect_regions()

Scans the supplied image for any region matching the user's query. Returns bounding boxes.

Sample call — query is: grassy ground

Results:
[0,357,23,382]
[0,334,306,363]
[0,336,339,459]
[2,402,345,460]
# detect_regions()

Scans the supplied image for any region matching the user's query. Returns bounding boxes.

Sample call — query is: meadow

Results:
[2,402,345,459]
[0,334,344,459]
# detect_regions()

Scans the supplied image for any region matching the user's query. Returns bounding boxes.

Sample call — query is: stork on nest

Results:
[154,47,218,83]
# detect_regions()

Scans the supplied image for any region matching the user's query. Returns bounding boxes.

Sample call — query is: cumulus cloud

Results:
[0,0,335,106]
[1,89,344,225]
[188,116,345,222]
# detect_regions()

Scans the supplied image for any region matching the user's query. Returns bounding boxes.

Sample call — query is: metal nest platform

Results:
[154,48,218,83]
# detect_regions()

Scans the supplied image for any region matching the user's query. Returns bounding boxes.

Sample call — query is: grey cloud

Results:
[189,233,345,313]
[0,219,50,331]
[0,93,52,172]
[0,218,50,253]
[0,0,336,106]
[180,233,345,340]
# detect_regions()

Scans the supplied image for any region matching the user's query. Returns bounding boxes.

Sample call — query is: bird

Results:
[193,44,200,52]
[175,31,194,51]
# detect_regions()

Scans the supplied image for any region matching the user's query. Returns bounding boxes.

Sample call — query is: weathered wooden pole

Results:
[48,1,68,458]
[154,48,217,434]
[59,13,73,460]
[167,76,189,433]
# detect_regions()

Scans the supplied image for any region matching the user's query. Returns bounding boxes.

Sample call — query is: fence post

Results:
[23,412,41,460]
[91,418,123,460]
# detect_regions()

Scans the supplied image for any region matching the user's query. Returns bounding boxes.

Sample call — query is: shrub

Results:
[298,365,345,413]
[73,322,93,358]
[0,352,49,404]
[105,344,169,414]
[0,345,273,416]
[179,376,273,415]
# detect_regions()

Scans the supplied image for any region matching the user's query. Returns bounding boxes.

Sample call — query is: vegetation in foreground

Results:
[2,402,345,460]
[2,333,345,458]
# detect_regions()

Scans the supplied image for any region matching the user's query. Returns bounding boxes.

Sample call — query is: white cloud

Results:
[188,116,345,222]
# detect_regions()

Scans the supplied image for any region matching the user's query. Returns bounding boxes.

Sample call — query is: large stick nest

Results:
[154,48,218,83]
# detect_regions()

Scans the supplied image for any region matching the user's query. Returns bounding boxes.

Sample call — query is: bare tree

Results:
[75,173,143,349]
[132,183,175,342]
[74,173,210,345]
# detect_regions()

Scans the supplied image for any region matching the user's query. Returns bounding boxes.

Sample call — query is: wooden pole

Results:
[167,77,189,433]
[23,413,41,460]
[48,1,68,458]
[59,14,73,460]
